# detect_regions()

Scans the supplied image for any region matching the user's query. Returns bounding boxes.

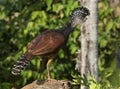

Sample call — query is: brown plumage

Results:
[28,30,65,56]
[11,7,90,79]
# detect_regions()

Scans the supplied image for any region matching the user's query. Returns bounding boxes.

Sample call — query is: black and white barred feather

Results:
[11,53,31,75]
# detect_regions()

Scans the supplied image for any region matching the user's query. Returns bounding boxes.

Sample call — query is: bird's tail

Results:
[11,53,33,75]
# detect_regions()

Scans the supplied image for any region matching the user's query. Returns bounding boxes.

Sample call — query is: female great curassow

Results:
[11,7,90,79]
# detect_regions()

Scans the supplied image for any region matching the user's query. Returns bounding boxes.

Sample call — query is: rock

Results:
[22,79,71,89]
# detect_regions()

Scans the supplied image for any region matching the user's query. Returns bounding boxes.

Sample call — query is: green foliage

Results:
[72,72,115,89]
[0,0,79,88]
[0,0,120,89]
[98,1,120,88]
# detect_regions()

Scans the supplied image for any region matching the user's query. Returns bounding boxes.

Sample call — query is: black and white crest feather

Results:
[71,6,90,18]
[70,6,90,27]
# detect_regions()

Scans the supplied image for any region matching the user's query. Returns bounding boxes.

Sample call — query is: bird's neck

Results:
[59,22,75,38]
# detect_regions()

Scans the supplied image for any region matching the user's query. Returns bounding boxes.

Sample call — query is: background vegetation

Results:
[0,0,120,89]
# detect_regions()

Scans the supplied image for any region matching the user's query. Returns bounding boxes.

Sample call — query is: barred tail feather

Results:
[11,54,31,75]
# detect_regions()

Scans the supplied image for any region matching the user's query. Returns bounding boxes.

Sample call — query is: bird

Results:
[11,6,90,79]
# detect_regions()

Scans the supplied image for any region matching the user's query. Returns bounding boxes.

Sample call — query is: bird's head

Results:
[70,6,90,27]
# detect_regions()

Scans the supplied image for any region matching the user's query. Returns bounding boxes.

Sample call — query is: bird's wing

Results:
[27,31,65,55]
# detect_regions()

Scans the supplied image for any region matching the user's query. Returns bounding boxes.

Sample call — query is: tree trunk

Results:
[76,0,98,89]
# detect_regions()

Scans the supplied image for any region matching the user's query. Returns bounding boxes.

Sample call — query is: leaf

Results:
[46,0,53,10]
[73,30,79,39]
[99,37,108,48]
[27,70,32,79]
[52,3,64,13]
[37,59,40,70]
[59,49,65,58]
[31,59,36,66]
[0,12,6,20]
[70,44,77,54]
[106,21,113,31]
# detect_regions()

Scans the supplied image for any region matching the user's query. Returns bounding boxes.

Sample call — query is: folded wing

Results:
[27,30,65,55]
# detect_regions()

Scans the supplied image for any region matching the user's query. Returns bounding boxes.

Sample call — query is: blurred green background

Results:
[0,0,120,89]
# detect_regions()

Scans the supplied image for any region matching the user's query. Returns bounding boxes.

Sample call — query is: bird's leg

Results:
[47,58,53,80]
